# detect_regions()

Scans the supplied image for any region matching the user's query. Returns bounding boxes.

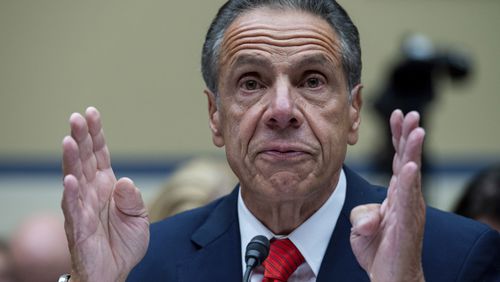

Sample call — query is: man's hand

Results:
[350,110,426,282]
[61,107,150,282]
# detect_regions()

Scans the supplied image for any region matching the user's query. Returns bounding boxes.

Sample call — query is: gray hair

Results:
[201,0,362,97]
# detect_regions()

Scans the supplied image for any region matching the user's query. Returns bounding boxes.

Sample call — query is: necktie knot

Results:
[262,238,304,282]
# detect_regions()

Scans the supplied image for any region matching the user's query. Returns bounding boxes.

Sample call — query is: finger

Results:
[62,136,83,180]
[85,107,111,170]
[61,174,81,232]
[401,127,425,168]
[390,109,404,151]
[394,162,425,222]
[113,178,148,218]
[392,111,421,173]
[390,127,424,201]
[401,111,420,143]
[396,112,419,157]
[70,112,97,181]
[388,127,424,211]
[70,113,93,161]
[397,161,420,196]
[350,204,382,236]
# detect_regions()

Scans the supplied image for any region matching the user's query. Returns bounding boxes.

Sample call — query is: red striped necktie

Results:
[262,238,305,282]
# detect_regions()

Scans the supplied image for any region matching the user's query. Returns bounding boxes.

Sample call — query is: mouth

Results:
[262,150,305,157]
[257,144,312,161]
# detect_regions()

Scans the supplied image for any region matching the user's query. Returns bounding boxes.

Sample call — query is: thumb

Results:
[350,204,382,236]
[113,177,148,217]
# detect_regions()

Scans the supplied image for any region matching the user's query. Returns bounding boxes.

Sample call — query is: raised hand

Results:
[350,110,426,282]
[61,107,150,282]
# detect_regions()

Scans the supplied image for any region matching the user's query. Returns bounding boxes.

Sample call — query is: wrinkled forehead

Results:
[219,6,342,68]
[226,5,335,32]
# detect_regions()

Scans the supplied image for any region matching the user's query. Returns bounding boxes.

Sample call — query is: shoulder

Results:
[423,207,500,281]
[150,198,221,240]
[344,166,499,280]
[127,197,226,281]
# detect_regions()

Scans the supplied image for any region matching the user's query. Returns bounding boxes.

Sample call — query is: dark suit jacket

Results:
[128,166,500,281]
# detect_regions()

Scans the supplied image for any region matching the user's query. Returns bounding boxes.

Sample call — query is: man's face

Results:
[206,7,362,205]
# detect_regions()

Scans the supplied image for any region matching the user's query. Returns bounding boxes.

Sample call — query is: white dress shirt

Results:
[238,169,347,282]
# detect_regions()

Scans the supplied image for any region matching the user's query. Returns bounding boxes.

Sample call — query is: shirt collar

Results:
[238,169,347,277]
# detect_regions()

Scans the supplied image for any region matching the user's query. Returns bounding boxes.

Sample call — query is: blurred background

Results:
[1,0,499,252]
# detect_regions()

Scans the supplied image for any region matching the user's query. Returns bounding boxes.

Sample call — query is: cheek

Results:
[222,102,262,153]
[306,103,350,153]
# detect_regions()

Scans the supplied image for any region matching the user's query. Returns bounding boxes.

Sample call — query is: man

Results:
[61,1,500,281]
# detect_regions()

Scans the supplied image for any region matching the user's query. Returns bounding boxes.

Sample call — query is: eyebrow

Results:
[293,54,336,70]
[227,53,338,76]
[230,54,274,71]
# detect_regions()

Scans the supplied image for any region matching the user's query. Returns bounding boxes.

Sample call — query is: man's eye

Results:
[305,77,322,89]
[242,79,260,91]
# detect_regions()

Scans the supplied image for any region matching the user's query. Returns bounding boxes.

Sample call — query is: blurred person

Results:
[59,1,499,281]
[454,164,500,231]
[0,239,15,282]
[372,33,472,190]
[9,213,71,282]
[149,158,237,222]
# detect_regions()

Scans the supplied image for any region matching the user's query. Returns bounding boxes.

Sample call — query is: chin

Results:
[266,172,307,195]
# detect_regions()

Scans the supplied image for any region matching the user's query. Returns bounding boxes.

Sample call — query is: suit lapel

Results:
[317,167,386,282]
[177,188,243,282]
[175,167,387,281]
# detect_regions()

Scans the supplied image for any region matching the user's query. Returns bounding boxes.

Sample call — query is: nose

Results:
[264,81,302,130]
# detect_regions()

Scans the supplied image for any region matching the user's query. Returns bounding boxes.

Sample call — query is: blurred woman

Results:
[148,158,238,222]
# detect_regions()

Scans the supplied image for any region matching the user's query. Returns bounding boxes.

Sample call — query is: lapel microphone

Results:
[243,235,270,282]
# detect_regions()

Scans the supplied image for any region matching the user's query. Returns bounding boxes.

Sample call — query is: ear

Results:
[204,89,225,147]
[347,84,363,145]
